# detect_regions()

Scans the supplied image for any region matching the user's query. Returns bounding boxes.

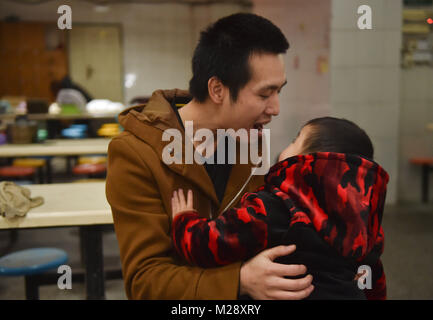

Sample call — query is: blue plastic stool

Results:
[13,180,34,186]
[0,248,68,299]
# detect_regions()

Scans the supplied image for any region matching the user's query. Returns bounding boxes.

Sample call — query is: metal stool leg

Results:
[422,164,429,203]
[46,158,52,184]
[25,275,40,300]
[10,229,18,246]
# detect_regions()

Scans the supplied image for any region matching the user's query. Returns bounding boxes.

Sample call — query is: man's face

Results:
[220,53,287,138]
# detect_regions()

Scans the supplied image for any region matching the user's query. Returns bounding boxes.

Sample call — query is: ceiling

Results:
[7,0,252,5]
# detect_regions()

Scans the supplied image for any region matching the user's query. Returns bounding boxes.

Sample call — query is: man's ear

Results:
[207,76,227,104]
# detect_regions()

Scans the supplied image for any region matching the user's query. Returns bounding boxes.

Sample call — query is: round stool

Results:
[73,179,106,183]
[97,123,120,138]
[0,248,68,299]
[73,163,107,178]
[77,156,107,165]
[13,180,34,186]
[13,158,46,184]
[13,158,46,168]
[0,166,36,183]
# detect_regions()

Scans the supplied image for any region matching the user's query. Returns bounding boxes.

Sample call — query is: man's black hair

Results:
[302,117,374,159]
[189,13,289,103]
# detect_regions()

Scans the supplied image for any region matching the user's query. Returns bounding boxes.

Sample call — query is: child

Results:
[171,117,388,300]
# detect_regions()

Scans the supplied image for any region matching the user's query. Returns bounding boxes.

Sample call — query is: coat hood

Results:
[118,89,190,134]
[116,89,264,214]
[264,152,389,261]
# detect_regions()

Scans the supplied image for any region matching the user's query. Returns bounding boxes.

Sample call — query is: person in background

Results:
[172,117,388,300]
[50,75,93,103]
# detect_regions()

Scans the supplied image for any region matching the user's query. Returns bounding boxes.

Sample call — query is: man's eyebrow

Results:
[260,80,287,91]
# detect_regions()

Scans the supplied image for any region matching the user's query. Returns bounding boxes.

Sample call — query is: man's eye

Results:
[260,95,270,99]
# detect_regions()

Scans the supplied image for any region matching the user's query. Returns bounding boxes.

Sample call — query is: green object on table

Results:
[60,104,81,115]
[37,129,48,142]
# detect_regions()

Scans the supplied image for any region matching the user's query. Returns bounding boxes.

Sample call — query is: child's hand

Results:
[171,189,195,219]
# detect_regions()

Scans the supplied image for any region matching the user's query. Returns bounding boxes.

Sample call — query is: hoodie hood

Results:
[264,152,389,261]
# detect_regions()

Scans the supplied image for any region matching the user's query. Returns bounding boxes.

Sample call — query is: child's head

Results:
[278,117,374,161]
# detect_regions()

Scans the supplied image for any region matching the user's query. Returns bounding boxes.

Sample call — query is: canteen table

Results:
[0,182,115,299]
[0,138,111,183]
[0,138,110,157]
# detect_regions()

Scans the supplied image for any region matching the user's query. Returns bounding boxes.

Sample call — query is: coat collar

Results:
[118,89,261,212]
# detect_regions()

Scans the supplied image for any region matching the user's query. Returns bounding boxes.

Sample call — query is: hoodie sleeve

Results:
[359,227,387,300]
[367,227,387,300]
[364,258,386,300]
[172,192,268,267]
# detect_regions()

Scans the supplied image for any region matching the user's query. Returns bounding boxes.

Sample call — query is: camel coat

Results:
[106,89,264,299]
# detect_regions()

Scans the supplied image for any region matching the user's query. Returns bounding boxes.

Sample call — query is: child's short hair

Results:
[301,117,374,159]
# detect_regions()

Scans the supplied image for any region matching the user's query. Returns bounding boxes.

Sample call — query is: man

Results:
[106,13,314,299]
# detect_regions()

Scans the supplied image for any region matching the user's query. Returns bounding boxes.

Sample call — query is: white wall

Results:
[254,0,403,204]
[0,0,249,104]
[396,2,433,204]
[1,0,407,204]
[253,0,331,163]
[329,0,402,204]
[399,67,433,203]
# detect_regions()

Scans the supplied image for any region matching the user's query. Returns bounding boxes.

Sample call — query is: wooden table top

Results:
[410,158,433,165]
[0,182,112,229]
[0,138,111,157]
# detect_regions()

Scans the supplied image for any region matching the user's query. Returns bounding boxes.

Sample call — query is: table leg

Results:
[66,156,72,178]
[79,225,105,300]
[46,158,52,184]
[37,167,44,184]
[422,164,429,203]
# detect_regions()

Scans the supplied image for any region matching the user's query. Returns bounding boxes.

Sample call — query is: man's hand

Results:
[240,245,314,300]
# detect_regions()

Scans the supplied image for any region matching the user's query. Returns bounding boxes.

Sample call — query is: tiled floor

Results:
[0,204,432,300]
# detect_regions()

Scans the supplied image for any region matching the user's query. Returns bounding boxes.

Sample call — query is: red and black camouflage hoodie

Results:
[172,152,389,300]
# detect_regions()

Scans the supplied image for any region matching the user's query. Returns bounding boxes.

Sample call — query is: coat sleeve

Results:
[106,136,242,299]
[172,192,268,268]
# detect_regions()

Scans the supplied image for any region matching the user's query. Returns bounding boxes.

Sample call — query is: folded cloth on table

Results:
[0,181,44,218]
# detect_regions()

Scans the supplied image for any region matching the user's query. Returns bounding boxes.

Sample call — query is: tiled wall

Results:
[253,0,331,164]
[0,0,248,104]
[329,0,402,204]
[399,67,433,203]
[1,0,410,205]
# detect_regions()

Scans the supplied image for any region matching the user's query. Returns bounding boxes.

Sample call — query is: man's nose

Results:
[266,95,280,116]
